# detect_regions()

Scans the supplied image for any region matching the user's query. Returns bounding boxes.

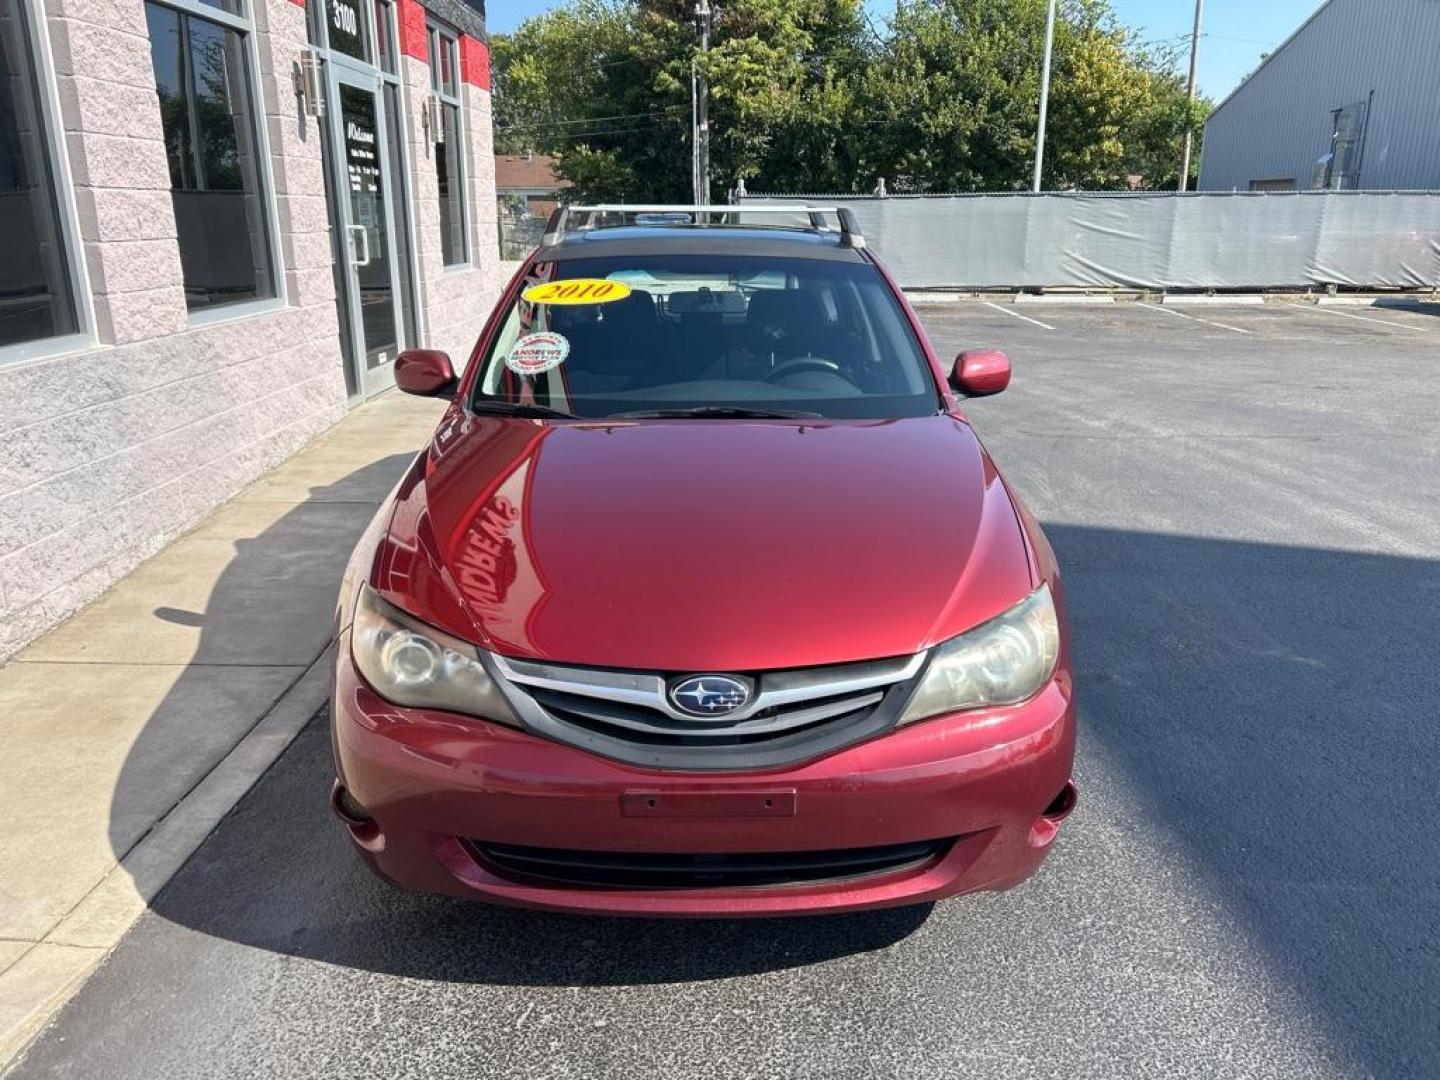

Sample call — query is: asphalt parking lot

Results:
[10,299,1440,1080]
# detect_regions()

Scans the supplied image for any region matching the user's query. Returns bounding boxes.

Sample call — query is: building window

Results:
[0,0,82,350]
[1317,100,1369,191]
[371,0,393,73]
[145,0,276,312]
[427,25,467,266]
[323,0,369,63]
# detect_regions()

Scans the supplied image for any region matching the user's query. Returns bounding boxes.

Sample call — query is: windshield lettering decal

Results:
[521,279,633,305]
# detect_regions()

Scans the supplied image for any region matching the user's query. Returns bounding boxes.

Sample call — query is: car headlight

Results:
[350,584,520,726]
[899,584,1060,725]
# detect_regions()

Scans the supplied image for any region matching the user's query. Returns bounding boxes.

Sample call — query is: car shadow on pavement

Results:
[111,487,1440,1070]
[1371,300,1440,317]
[101,455,417,881]
[1048,524,1440,1078]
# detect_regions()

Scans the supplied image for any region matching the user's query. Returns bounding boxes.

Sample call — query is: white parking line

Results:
[1136,301,1253,335]
[1299,305,1431,333]
[983,302,1055,331]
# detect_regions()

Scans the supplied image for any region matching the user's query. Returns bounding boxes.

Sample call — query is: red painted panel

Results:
[397,0,427,60]
[460,34,490,90]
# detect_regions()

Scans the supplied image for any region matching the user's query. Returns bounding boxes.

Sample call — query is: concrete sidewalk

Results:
[0,390,444,1065]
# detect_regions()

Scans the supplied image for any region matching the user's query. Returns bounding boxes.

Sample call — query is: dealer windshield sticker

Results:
[521,279,632,305]
[505,331,570,376]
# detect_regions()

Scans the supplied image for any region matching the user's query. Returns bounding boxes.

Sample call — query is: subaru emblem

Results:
[669,675,752,717]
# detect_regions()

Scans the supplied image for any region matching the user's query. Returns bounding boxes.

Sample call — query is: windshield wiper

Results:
[613,406,822,420]
[470,399,579,420]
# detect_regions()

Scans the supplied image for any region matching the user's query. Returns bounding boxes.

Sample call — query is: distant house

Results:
[1199,0,1440,192]
[495,153,571,219]
[495,154,572,258]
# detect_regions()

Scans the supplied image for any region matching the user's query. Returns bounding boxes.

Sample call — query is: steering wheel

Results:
[763,355,841,383]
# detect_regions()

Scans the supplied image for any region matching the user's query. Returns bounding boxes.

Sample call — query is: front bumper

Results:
[330,645,1076,917]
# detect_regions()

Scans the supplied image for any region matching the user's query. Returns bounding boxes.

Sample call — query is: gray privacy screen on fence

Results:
[738,192,1440,291]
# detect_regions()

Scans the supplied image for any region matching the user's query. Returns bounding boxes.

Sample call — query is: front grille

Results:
[468,837,952,889]
[487,651,929,771]
[528,686,882,747]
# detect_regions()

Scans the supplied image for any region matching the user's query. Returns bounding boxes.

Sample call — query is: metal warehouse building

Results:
[1,0,501,656]
[1199,0,1440,192]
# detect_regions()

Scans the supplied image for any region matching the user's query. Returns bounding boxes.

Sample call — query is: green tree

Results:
[490,0,1210,199]
[861,0,1209,192]
[700,0,870,193]
[492,0,872,200]
[1119,42,1212,190]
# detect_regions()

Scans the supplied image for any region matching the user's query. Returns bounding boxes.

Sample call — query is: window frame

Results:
[145,0,287,326]
[0,0,95,366]
[375,0,421,348]
[426,21,469,268]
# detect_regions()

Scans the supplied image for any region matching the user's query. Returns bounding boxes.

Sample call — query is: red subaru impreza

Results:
[329,206,1076,916]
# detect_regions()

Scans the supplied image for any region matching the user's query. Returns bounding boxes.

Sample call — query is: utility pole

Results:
[1178,0,1204,191]
[692,0,712,205]
[691,59,700,203]
[1031,0,1056,193]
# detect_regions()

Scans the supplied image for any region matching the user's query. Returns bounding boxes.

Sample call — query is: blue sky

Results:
[486,0,1322,101]
[1108,0,1318,100]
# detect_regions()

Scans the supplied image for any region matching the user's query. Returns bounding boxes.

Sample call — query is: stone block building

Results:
[0,0,501,656]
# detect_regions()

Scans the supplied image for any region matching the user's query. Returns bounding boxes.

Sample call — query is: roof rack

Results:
[540,204,866,250]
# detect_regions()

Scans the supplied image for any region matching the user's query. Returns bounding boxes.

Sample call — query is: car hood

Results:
[379,413,1035,672]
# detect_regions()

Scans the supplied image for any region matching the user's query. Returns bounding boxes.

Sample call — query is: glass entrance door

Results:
[326,65,403,396]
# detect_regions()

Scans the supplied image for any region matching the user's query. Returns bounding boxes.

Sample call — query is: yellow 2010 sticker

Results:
[521,278,633,305]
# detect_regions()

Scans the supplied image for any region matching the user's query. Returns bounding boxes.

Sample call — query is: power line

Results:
[1202,31,1275,47]
[497,106,686,130]
[1134,32,1192,50]
[588,54,653,71]
[497,118,678,141]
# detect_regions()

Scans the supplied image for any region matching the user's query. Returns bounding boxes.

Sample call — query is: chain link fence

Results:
[498,213,547,261]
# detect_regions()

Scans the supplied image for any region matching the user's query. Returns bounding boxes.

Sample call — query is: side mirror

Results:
[395,349,457,398]
[950,349,1011,397]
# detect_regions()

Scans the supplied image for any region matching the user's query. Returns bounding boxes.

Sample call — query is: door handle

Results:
[349,224,371,267]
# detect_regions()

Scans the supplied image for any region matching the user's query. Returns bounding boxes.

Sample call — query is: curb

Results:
[1316,295,1433,307]
[1161,294,1266,306]
[1014,294,1115,305]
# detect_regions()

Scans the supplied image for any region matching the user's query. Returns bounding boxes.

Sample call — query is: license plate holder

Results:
[620,789,797,818]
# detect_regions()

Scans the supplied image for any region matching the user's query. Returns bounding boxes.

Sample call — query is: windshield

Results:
[470,254,942,420]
